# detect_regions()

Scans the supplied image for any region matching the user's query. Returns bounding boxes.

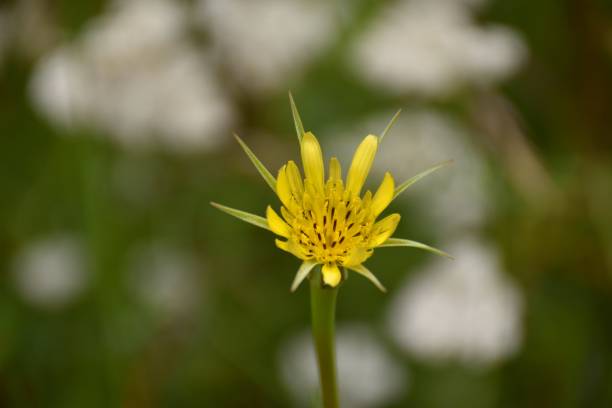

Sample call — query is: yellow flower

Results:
[212,95,451,292]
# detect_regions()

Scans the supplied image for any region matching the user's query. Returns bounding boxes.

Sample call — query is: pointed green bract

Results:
[234,134,277,192]
[210,202,270,231]
[348,264,387,292]
[379,109,402,143]
[289,92,305,143]
[379,238,453,259]
[394,160,453,199]
[291,260,318,292]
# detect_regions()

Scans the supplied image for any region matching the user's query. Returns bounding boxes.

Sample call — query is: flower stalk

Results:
[310,268,339,408]
[212,94,453,408]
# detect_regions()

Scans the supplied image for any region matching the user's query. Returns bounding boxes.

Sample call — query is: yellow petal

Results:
[275,239,289,252]
[342,247,372,268]
[370,214,401,247]
[371,172,395,217]
[276,239,308,260]
[300,132,325,192]
[329,156,342,181]
[276,165,292,208]
[280,206,294,223]
[346,135,378,196]
[266,206,291,238]
[321,263,342,287]
[275,238,292,254]
[274,239,312,261]
[286,160,304,198]
[362,190,372,208]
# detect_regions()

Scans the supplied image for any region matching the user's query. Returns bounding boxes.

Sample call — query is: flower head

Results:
[212,95,451,291]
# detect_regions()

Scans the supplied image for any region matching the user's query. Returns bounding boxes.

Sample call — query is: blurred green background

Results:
[2,0,612,407]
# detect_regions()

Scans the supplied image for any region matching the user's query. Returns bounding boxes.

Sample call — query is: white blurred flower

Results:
[279,324,407,408]
[198,0,337,95]
[83,0,186,62]
[352,0,526,97]
[29,47,95,127]
[330,109,490,234]
[30,0,234,152]
[13,235,89,309]
[387,238,523,367]
[127,243,202,318]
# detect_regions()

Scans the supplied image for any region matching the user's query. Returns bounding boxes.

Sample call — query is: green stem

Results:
[310,269,339,408]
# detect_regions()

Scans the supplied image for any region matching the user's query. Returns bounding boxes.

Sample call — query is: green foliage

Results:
[2,0,612,407]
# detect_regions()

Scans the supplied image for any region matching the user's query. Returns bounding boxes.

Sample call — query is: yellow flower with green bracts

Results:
[212,95,451,292]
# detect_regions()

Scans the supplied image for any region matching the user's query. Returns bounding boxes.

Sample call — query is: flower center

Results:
[284,177,375,266]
